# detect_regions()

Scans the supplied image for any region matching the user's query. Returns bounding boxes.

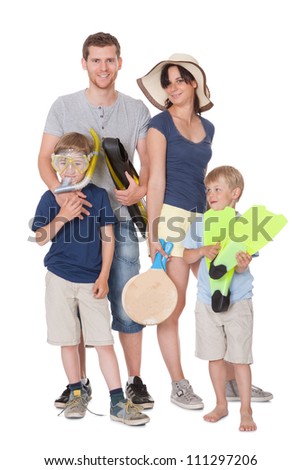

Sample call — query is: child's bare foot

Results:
[239,412,257,432]
[204,405,228,423]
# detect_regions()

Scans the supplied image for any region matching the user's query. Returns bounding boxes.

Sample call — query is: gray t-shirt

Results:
[44,90,150,215]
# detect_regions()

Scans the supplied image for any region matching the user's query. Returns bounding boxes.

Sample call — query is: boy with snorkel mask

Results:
[31,131,150,426]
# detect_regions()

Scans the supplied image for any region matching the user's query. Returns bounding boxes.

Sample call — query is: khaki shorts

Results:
[158,204,200,257]
[195,298,253,364]
[45,271,114,347]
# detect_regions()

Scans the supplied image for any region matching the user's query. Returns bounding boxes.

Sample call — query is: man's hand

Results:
[114,171,145,206]
[58,197,87,222]
[55,191,92,220]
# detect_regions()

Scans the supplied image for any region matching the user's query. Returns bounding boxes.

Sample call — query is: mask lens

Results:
[52,154,89,174]
[72,156,89,173]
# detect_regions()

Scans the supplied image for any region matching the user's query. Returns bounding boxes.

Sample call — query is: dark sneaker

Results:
[125,376,154,409]
[171,379,204,410]
[64,388,88,419]
[83,379,92,401]
[226,380,274,402]
[110,399,150,426]
[54,385,70,409]
[54,379,92,409]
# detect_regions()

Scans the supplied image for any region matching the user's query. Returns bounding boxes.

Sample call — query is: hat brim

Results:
[137,59,213,112]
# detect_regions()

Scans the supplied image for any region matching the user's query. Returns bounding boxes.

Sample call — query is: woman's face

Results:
[164,66,196,106]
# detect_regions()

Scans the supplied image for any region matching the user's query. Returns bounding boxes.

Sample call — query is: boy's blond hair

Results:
[205,165,244,200]
[53,132,93,156]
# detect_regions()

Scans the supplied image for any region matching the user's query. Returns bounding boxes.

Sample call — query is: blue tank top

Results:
[149,111,214,213]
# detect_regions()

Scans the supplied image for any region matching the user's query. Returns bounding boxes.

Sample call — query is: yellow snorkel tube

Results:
[54,128,100,194]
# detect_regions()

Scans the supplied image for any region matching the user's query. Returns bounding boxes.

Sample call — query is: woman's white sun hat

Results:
[137,53,213,112]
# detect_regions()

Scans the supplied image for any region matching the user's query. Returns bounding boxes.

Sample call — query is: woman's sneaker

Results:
[54,379,92,409]
[171,379,204,410]
[110,399,150,426]
[64,388,89,419]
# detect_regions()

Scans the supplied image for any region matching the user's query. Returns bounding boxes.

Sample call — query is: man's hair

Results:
[205,165,244,199]
[54,132,94,155]
[82,32,121,60]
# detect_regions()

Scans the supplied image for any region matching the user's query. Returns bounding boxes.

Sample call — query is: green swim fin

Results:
[203,205,287,312]
[204,207,236,312]
[210,205,288,279]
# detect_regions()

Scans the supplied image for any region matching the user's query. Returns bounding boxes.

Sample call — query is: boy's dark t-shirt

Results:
[32,184,116,283]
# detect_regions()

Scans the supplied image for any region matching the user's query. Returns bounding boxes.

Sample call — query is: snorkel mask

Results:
[52,151,91,175]
[54,128,100,194]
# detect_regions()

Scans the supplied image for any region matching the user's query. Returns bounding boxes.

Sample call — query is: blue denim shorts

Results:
[108,220,144,333]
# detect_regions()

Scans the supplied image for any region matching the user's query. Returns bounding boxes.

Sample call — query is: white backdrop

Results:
[2,1,299,469]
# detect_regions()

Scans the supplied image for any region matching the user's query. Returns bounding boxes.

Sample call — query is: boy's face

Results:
[52,152,90,185]
[206,176,240,210]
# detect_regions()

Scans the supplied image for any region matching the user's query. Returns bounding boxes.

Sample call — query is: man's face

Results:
[82,45,122,90]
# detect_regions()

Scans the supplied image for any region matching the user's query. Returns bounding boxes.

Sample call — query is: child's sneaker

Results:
[110,399,150,426]
[171,379,204,410]
[64,388,88,419]
[226,379,274,402]
[54,379,92,409]
[54,385,70,409]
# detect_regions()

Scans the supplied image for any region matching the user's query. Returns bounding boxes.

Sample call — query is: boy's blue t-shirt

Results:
[32,184,116,283]
[148,111,214,213]
[183,218,254,305]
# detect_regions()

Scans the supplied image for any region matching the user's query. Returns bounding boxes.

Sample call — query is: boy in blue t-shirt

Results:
[183,165,257,432]
[32,132,149,426]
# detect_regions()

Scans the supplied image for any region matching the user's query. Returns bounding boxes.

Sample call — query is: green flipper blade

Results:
[212,205,288,274]
[203,205,287,312]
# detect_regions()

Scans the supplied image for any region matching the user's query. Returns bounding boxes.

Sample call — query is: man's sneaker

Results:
[110,399,150,426]
[171,379,204,410]
[226,380,274,402]
[64,388,88,419]
[54,379,92,409]
[125,376,154,409]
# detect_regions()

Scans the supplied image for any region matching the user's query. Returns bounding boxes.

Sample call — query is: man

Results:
[38,32,154,409]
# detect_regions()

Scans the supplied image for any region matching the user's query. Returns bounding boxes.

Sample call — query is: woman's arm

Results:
[146,127,167,260]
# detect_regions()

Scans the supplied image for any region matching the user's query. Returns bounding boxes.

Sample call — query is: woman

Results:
[137,54,214,409]
[138,54,274,410]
